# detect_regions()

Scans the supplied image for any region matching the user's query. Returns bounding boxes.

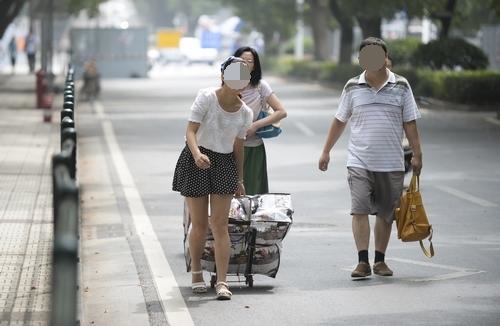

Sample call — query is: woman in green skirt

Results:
[233,46,288,195]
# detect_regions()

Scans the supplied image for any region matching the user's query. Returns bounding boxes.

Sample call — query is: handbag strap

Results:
[257,82,266,113]
[419,226,434,258]
[408,174,420,193]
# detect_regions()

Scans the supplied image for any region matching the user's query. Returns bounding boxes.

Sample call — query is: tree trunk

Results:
[263,30,280,56]
[329,0,353,64]
[0,0,26,39]
[439,0,457,39]
[356,15,382,39]
[310,0,331,60]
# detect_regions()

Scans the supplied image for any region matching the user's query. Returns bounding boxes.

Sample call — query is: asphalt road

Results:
[78,64,500,326]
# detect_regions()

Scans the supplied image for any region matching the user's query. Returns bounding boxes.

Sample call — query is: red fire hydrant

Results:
[36,69,54,122]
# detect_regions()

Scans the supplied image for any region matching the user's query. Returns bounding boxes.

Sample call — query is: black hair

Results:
[359,37,388,55]
[387,54,393,63]
[220,56,242,72]
[232,46,262,86]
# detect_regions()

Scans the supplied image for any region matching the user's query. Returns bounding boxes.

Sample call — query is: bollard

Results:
[51,156,79,326]
[52,154,72,226]
[64,86,74,96]
[63,101,74,111]
[61,116,74,130]
[61,128,77,178]
[36,69,47,108]
[61,109,73,122]
[61,117,74,147]
[64,94,74,103]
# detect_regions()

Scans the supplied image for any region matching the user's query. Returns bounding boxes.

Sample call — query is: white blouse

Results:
[188,88,253,154]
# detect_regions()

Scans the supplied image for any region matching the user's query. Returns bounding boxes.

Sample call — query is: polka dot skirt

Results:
[172,145,239,197]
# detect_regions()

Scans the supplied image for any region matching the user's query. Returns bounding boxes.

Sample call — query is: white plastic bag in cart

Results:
[183,194,293,278]
[251,193,293,223]
[250,193,293,245]
[183,197,253,273]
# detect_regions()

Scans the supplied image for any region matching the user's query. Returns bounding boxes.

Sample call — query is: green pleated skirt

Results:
[243,144,269,195]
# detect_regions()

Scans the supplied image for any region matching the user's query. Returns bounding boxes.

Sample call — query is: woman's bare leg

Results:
[209,194,233,283]
[185,196,209,283]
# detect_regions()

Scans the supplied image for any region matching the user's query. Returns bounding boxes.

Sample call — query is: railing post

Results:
[51,63,79,326]
[51,158,79,326]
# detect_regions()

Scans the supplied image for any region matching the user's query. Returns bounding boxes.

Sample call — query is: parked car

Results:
[179,37,217,65]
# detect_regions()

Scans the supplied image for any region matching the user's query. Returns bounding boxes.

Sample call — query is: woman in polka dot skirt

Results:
[172,56,253,300]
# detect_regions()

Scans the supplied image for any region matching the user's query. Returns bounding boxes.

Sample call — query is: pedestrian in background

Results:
[25,29,36,73]
[172,56,253,300]
[232,46,287,195]
[8,37,17,74]
[82,59,101,100]
[318,37,423,278]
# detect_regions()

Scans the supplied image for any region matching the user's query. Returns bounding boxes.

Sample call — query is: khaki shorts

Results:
[347,167,404,224]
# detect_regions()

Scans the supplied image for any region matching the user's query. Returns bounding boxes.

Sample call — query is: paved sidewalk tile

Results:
[0,74,60,325]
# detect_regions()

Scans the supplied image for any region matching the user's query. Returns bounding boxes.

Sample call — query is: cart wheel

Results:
[246,275,253,288]
[210,275,217,288]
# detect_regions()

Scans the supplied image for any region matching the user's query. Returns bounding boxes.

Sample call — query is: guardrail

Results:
[51,65,79,326]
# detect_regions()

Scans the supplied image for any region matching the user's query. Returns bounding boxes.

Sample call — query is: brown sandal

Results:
[215,282,232,300]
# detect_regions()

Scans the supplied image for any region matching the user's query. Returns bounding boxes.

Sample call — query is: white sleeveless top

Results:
[188,88,253,154]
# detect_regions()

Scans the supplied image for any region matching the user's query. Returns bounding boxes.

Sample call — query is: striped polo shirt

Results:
[335,69,421,172]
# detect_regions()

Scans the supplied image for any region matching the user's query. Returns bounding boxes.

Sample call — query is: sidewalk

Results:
[0,73,60,325]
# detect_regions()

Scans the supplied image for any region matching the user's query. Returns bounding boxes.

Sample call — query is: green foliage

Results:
[388,69,500,104]
[283,36,315,56]
[217,0,296,49]
[64,0,103,16]
[437,71,500,103]
[335,0,409,20]
[271,58,500,104]
[411,38,489,70]
[391,67,420,91]
[320,63,363,83]
[270,57,362,83]
[413,69,446,97]
[409,0,500,37]
[386,38,421,67]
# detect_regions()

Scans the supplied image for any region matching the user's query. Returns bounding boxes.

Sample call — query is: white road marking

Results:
[96,102,194,326]
[341,258,484,282]
[389,257,472,272]
[485,117,500,126]
[94,101,106,119]
[388,257,485,282]
[434,185,498,207]
[294,121,315,136]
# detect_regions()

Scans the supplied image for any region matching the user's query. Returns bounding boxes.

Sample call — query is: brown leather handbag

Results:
[395,174,434,257]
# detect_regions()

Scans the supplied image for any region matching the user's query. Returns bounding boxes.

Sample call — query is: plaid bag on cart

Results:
[183,194,293,280]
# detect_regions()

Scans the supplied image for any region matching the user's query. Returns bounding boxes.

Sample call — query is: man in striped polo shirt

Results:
[318,37,423,278]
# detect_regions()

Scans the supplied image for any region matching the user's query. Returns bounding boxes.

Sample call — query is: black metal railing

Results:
[51,65,79,326]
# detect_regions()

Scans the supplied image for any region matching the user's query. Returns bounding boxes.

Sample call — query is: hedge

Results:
[411,38,489,71]
[267,58,500,105]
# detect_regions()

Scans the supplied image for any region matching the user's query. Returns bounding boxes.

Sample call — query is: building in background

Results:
[70,27,148,78]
